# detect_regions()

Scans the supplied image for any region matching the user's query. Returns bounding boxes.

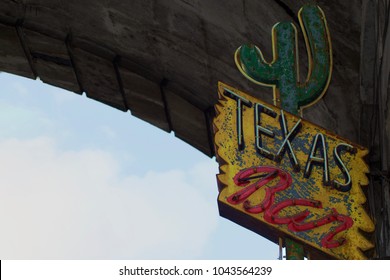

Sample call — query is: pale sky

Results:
[0,72,277,259]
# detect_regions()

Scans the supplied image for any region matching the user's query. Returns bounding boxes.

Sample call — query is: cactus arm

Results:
[297,5,332,110]
[234,44,278,85]
[235,22,299,113]
[234,4,332,115]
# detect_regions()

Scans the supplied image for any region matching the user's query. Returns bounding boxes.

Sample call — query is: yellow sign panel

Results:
[213,82,375,260]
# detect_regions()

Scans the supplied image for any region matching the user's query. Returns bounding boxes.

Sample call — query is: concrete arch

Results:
[3,0,390,260]
[0,0,365,158]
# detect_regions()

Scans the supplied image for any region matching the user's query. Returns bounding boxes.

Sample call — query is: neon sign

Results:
[223,87,355,191]
[213,82,375,259]
[228,166,353,249]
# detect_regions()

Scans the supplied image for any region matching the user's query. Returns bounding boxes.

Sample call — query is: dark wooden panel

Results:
[119,67,170,132]
[72,47,127,111]
[0,23,35,79]
[23,29,81,93]
[165,89,212,157]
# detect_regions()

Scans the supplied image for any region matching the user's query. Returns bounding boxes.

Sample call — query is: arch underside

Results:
[4,0,390,260]
[0,0,363,158]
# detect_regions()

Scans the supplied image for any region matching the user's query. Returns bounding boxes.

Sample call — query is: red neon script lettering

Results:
[227,166,353,249]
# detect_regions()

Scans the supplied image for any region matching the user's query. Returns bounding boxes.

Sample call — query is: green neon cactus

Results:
[235,5,332,115]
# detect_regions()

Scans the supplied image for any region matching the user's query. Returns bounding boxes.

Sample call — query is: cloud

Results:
[0,102,53,138]
[0,137,218,259]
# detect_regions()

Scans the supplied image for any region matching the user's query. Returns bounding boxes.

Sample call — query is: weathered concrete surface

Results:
[0,0,388,258]
[360,0,390,259]
[0,0,364,157]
